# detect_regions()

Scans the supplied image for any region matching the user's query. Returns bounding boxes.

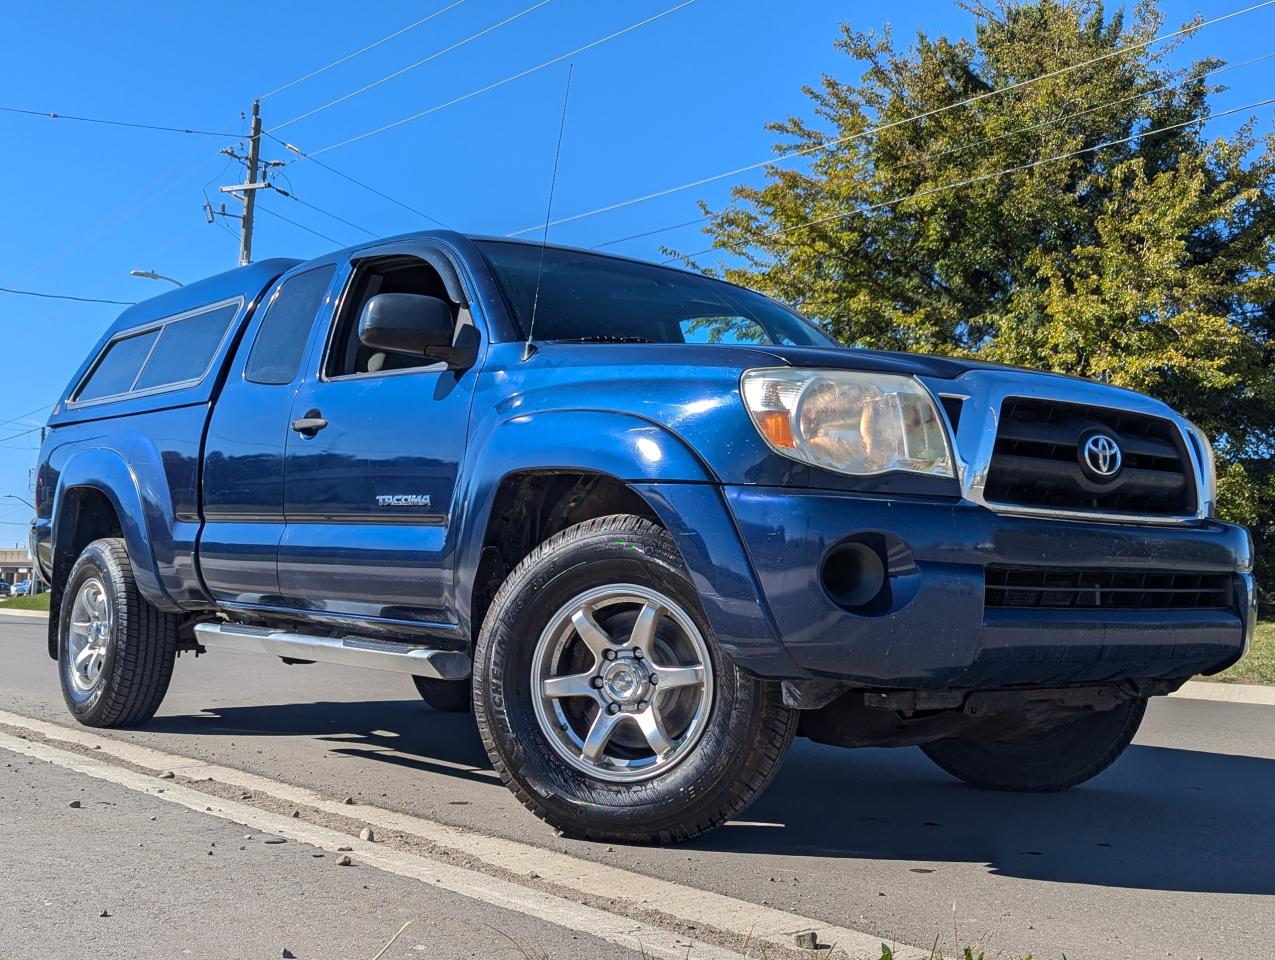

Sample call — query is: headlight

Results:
[741,368,954,478]
[1186,420,1217,517]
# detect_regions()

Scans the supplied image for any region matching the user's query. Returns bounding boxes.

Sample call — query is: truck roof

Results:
[102,258,301,341]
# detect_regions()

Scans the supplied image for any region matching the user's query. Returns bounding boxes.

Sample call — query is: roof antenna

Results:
[522,62,574,362]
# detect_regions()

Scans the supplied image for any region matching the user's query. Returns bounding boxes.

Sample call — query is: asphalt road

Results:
[1,748,641,960]
[4,612,1274,959]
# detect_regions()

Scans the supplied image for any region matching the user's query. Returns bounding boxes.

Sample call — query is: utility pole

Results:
[239,100,262,266]
[217,100,269,266]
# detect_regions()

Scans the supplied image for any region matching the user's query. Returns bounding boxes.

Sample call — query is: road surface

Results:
[3,612,1273,959]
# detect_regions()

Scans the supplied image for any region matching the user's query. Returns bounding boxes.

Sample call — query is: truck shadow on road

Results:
[716,737,1275,895]
[147,699,1275,895]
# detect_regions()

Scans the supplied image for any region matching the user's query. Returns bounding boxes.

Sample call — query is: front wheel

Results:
[473,514,796,844]
[920,698,1147,792]
[58,538,180,728]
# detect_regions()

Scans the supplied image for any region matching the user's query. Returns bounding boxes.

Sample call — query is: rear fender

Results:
[51,446,181,614]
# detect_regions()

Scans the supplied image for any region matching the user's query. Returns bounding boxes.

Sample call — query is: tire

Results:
[920,698,1148,792]
[473,514,796,844]
[57,538,181,728]
[412,675,472,713]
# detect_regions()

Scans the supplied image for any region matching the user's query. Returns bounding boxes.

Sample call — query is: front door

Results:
[276,246,481,631]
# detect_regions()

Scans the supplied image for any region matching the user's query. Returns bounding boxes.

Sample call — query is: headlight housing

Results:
[741,368,954,478]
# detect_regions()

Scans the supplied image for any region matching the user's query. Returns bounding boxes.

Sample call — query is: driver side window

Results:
[326,256,455,378]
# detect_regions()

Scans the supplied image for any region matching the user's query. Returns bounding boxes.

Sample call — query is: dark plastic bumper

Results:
[725,487,1254,688]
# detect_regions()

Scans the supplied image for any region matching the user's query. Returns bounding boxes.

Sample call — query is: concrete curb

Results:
[0,608,49,620]
[1170,679,1275,707]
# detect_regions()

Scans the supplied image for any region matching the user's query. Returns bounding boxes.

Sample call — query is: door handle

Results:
[290,411,328,437]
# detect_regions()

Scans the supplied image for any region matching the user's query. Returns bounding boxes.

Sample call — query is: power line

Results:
[0,286,134,306]
[296,0,697,159]
[510,0,1275,237]
[666,95,1275,265]
[270,0,551,132]
[0,404,53,431]
[259,0,468,101]
[256,203,343,245]
[0,104,237,138]
[0,424,45,446]
[269,184,378,238]
[264,132,450,228]
[594,48,1275,250]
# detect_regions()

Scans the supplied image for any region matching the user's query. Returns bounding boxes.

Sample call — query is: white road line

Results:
[0,732,742,960]
[0,709,926,960]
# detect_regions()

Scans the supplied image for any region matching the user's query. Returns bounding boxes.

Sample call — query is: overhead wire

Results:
[593,48,1275,250]
[259,0,468,101]
[0,286,134,306]
[292,0,697,159]
[664,95,1275,265]
[0,104,238,138]
[508,0,1275,237]
[269,0,551,132]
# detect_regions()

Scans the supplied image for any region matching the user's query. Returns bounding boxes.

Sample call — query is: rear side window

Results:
[133,303,239,391]
[245,266,335,385]
[76,330,160,402]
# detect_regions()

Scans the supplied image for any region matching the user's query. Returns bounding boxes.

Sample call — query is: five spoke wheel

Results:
[65,577,112,693]
[532,583,713,782]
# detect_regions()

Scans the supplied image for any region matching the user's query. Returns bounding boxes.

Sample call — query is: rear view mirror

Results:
[358,293,477,370]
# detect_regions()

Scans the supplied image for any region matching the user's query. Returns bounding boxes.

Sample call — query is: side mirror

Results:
[358,293,455,358]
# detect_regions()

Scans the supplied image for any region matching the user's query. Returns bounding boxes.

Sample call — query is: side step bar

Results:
[193,623,471,681]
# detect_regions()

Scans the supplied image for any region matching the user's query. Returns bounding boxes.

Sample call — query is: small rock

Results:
[448,800,470,806]
[337,846,352,852]
[311,853,324,858]
[290,810,299,818]
[158,771,175,780]
[793,931,819,950]
[263,837,287,845]
[342,797,355,805]
[281,950,296,959]
[336,855,353,866]
[99,910,111,918]
[527,870,540,880]
[359,828,374,842]
[68,800,81,809]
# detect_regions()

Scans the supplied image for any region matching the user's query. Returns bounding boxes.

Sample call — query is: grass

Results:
[1212,620,1275,685]
[0,592,50,611]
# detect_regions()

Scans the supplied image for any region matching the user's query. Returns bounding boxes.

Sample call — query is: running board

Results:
[193,623,471,680]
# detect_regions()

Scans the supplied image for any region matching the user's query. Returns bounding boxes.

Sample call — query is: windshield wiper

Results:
[549,335,655,344]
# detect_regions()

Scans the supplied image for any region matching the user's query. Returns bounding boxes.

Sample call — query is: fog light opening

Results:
[821,540,888,613]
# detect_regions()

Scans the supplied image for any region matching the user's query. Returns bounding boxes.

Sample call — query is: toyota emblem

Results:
[1081,433,1122,479]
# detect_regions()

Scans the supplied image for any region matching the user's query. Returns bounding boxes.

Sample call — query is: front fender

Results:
[453,411,802,678]
[51,446,181,613]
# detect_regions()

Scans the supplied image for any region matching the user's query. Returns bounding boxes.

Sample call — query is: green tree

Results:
[688,0,1275,600]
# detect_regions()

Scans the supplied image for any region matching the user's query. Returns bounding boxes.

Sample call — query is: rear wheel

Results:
[58,538,180,728]
[473,514,796,844]
[411,675,472,713]
[921,698,1147,792]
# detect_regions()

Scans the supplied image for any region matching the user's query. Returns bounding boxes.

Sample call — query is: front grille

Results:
[986,566,1232,611]
[983,397,1195,516]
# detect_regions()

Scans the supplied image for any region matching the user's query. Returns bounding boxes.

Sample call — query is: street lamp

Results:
[1,494,33,510]
[129,269,183,287]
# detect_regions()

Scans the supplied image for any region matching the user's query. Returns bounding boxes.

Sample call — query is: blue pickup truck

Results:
[32,232,1254,842]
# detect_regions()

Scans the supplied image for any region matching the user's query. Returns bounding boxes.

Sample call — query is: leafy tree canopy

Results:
[689,0,1275,597]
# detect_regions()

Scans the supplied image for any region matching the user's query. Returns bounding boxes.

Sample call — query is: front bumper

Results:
[726,487,1253,688]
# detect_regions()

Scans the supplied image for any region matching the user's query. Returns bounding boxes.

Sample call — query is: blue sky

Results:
[1,0,1271,544]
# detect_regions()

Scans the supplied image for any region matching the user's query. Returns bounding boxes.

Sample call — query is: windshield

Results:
[475,240,835,348]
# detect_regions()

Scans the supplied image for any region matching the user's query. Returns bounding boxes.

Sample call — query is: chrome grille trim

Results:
[918,369,1211,525]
